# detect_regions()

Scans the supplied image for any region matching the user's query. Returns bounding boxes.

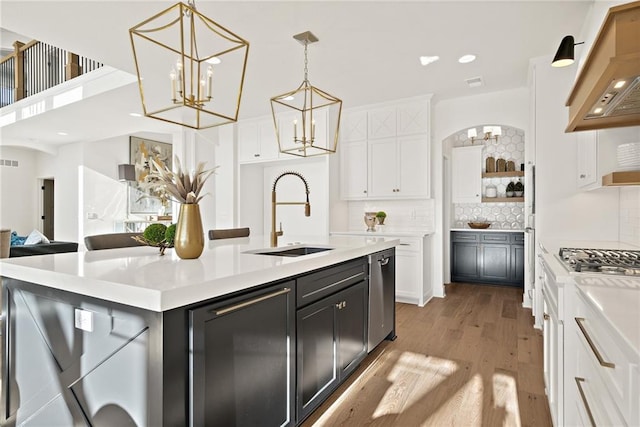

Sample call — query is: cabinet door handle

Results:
[379,257,390,266]
[254,153,260,157]
[575,317,615,368]
[575,377,597,427]
[543,313,550,320]
[579,174,586,179]
[336,301,347,310]
[363,190,367,194]
[214,287,291,316]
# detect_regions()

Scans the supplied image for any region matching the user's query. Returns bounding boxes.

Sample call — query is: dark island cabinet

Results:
[451,231,524,286]
[189,281,296,427]
[295,257,368,423]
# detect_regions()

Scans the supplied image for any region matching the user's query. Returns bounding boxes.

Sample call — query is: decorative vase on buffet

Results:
[175,203,204,259]
[142,156,218,260]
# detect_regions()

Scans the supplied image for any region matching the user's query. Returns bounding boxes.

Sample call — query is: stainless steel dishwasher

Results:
[368,248,396,351]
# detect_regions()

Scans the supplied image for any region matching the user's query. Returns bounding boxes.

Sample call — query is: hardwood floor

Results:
[302,282,551,427]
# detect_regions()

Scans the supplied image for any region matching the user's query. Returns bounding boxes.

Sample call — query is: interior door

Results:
[42,178,54,240]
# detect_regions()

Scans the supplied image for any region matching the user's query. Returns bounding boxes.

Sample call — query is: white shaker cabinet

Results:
[238,119,280,163]
[576,131,598,189]
[340,140,368,199]
[451,145,483,203]
[368,136,429,198]
[339,96,431,200]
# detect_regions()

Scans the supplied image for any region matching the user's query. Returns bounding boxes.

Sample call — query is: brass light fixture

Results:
[129,0,249,129]
[270,31,342,157]
[468,126,501,144]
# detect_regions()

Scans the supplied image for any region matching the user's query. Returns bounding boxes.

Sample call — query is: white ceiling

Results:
[0,0,593,151]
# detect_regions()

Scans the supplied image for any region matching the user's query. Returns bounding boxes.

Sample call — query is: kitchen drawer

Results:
[574,327,628,427]
[296,257,367,308]
[395,237,421,253]
[451,232,478,242]
[509,233,524,244]
[481,233,509,243]
[574,291,638,426]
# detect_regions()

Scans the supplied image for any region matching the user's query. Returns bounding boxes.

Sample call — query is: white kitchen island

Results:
[0,235,398,427]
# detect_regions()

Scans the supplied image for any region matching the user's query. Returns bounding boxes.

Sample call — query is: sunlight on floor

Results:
[424,373,484,426]
[492,372,522,426]
[372,351,459,419]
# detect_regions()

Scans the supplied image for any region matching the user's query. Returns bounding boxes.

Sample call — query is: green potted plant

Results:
[506,181,515,197]
[132,223,176,255]
[514,180,524,197]
[376,211,387,225]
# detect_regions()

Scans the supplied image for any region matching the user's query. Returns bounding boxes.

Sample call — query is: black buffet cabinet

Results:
[451,231,524,287]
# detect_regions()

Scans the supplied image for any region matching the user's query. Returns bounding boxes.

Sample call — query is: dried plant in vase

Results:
[145,156,218,259]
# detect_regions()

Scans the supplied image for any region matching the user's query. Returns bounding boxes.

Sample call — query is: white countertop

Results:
[450,228,523,233]
[0,235,398,312]
[574,276,640,358]
[331,230,433,238]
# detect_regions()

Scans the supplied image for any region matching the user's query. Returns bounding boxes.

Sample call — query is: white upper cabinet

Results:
[576,131,598,189]
[340,110,367,143]
[340,140,368,199]
[238,119,280,163]
[368,107,396,139]
[452,145,483,203]
[340,96,431,200]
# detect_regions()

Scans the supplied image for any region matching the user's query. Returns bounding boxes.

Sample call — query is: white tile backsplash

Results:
[346,199,435,232]
[620,187,640,246]
[453,202,524,230]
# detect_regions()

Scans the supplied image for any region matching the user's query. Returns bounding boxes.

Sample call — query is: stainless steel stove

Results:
[558,247,640,276]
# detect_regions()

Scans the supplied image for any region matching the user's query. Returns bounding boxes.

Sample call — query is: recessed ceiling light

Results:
[613,80,626,89]
[458,54,476,64]
[57,131,68,136]
[594,107,603,114]
[206,57,221,65]
[419,56,440,66]
[129,112,142,117]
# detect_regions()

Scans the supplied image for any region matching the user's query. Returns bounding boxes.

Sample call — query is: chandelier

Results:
[270,31,342,157]
[129,0,249,129]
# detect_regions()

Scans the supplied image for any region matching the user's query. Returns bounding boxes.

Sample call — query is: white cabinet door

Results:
[396,250,420,304]
[397,135,429,198]
[368,107,396,139]
[238,121,260,162]
[258,119,280,161]
[368,137,397,198]
[340,140,368,199]
[576,131,598,189]
[397,101,429,136]
[340,110,367,143]
[238,119,279,163]
[452,145,483,203]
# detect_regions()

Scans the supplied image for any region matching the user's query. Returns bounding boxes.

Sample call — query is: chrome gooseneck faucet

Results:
[271,171,311,247]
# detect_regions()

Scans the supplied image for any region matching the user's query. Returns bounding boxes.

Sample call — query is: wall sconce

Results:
[468,126,501,144]
[118,164,136,182]
[551,35,584,68]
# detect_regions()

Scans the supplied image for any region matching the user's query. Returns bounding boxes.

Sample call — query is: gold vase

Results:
[174,203,204,259]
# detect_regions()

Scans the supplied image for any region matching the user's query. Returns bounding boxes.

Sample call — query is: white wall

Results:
[0,147,39,235]
[431,87,529,297]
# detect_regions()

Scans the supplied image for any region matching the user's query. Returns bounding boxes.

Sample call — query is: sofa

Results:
[9,241,78,257]
[7,230,78,258]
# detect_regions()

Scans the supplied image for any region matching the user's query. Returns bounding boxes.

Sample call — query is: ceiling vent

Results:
[465,76,483,88]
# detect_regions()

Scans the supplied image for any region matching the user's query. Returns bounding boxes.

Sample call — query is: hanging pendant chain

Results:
[303,41,309,83]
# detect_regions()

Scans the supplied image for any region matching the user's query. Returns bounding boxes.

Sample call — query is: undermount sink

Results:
[246,245,334,257]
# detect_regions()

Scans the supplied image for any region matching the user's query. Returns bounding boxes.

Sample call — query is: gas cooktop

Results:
[558,247,640,276]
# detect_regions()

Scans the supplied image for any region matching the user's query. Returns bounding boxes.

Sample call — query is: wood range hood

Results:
[565,1,640,132]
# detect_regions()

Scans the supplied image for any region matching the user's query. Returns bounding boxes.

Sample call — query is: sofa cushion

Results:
[10,231,26,246]
[24,229,50,245]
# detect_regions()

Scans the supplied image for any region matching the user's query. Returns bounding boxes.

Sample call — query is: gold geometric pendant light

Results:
[270,31,342,157]
[129,0,249,129]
